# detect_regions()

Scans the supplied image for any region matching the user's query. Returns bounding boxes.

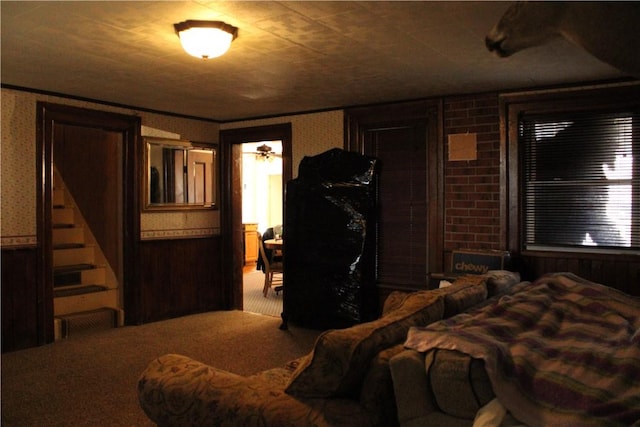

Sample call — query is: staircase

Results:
[52,171,123,340]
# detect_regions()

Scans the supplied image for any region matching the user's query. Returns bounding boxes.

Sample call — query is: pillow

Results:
[442,276,488,318]
[285,291,444,398]
[484,270,521,296]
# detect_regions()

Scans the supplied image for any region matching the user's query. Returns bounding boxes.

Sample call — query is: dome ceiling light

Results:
[174,20,238,59]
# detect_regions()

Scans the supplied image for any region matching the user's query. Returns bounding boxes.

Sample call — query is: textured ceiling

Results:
[1,1,628,122]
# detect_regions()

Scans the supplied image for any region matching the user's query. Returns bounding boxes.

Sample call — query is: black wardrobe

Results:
[282,148,378,330]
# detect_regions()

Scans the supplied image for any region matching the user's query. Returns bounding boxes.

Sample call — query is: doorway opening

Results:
[36,102,140,345]
[241,141,284,317]
[219,123,292,315]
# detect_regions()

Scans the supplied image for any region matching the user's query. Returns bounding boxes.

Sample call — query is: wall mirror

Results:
[143,137,218,211]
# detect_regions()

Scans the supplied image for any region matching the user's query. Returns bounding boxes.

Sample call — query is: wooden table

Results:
[263,238,283,250]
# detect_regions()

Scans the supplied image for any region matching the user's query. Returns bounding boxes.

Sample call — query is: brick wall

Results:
[443,92,502,253]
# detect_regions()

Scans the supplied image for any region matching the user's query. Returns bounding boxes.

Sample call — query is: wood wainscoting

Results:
[2,247,40,352]
[3,237,228,353]
[138,236,226,323]
[519,252,640,297]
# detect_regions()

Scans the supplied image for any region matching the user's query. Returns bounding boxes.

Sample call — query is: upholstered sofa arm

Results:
[138,353,376,427]
[389,349,438,426]
[390,349,495,427]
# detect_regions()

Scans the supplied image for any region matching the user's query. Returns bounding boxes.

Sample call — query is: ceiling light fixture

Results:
[174,20,238,59]
[256,144,276,159]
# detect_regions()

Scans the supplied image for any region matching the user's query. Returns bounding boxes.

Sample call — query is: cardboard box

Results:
[450,250,510,275]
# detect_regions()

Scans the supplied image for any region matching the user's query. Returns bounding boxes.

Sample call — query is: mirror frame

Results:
[142,136,218,211]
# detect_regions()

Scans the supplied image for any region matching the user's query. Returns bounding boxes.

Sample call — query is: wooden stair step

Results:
[53,263,95,275]
[53,246,94,267]
[53,227,84,245]
[54,285,107,298]
[54,265,104,287]
[55,307,118,339]
[53,243,84,250]
[54,271,82,287]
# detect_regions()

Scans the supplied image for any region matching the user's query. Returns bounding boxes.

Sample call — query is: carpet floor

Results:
[243,269,283,318]
[1,310,320,427]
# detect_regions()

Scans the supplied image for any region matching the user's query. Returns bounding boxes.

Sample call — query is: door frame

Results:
[219,123,292,309]
[36,102,141,344]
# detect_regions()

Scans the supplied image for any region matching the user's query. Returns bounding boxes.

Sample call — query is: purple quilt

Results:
[405,272,640,426]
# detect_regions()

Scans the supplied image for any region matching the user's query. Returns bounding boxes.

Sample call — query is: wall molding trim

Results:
[1,235,37,248]
[140,227,218,240]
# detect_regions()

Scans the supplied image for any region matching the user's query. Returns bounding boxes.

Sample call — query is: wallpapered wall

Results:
[0,88,344,247]
[1,88,221,246]
[220,110,344,178]
[1,90,36,246]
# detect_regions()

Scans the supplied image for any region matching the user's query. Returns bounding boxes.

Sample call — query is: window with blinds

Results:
[520,110,639,252]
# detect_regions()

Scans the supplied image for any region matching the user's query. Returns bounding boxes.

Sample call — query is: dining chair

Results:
[258,232,283,297]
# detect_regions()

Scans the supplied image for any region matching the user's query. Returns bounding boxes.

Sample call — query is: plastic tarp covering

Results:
[283,148,378,330]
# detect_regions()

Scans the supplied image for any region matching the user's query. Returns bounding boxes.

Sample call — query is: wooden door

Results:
[345,100,444,295]
[365,125,429,288]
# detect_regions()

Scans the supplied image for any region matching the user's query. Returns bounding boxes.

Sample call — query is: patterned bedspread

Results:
[404,272,640,426]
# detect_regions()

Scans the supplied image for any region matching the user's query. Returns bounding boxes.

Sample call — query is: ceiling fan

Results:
[255,143,282,159]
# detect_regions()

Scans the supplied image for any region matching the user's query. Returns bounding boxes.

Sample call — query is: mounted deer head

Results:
[486,2,640,77]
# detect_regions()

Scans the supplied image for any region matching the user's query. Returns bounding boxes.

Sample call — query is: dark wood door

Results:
[364,125,429,288]
[345,100,444,294]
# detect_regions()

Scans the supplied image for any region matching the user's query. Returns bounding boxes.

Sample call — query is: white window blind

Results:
[521,110,639,252]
